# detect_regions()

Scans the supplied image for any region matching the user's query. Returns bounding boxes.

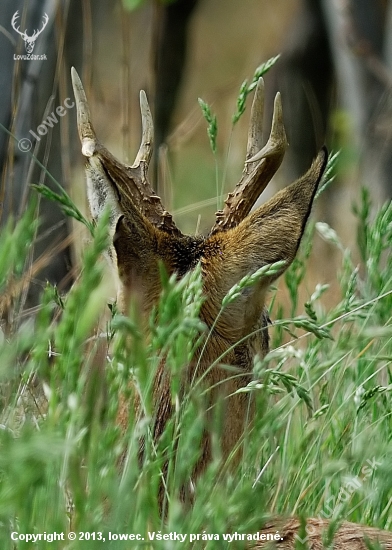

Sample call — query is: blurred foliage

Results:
[122,0,176,11]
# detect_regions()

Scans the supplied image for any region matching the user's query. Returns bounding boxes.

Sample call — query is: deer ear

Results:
[203,148,327,323]
[113,214,163,312]
[234,146,327,277]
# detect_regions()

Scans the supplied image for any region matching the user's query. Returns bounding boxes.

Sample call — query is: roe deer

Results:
[71,68,392,549]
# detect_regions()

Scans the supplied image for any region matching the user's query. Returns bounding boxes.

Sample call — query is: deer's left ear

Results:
[203,148,327,310]
[235,146,327,277]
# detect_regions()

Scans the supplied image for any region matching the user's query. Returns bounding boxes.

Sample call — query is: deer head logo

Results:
[11,11,49,54]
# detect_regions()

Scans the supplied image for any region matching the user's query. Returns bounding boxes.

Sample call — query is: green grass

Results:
[0,168,391,549]
[1,63,391,547]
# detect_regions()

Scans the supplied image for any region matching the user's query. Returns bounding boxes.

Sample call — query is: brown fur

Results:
[71,67,392,549]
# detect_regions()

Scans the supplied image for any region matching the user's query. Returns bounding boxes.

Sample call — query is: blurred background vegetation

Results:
[1,0,392,311]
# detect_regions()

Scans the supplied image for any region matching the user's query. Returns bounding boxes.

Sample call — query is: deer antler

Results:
[11,11,49,39]
[31,13,49,40]
[11,11,26,38]
[71,67,181,236]
[210,78,288,234]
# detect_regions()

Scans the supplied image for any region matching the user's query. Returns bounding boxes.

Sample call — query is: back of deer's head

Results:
[71,68,327,467]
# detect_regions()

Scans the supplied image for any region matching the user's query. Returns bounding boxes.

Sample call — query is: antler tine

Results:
[246,77,264,164]
[71,67,97,157]
[210,89,288,235]
[245,91,286,164]
[132,91,154,168]
[71,68,181,237]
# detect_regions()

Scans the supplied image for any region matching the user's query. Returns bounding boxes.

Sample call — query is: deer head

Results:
[11,11,49,54]
[71,67,326,471]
